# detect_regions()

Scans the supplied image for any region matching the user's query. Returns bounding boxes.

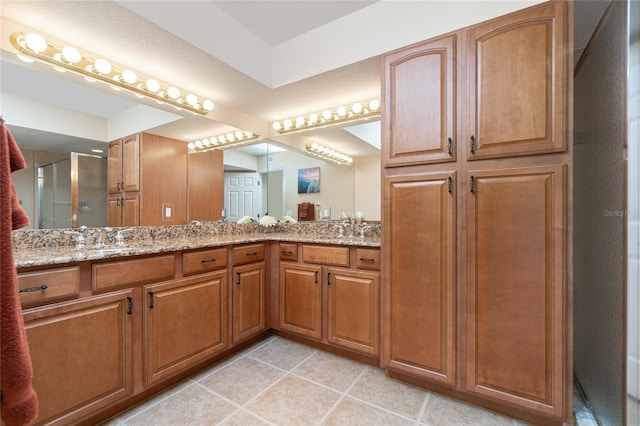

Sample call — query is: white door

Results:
[224,172,262,222]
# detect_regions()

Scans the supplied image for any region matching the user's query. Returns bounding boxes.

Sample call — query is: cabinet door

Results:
[383,172,456,386]
[232,262,266,343]
[327,268,380,356]
[144,272,227,385]
[467,164,567,417]
[279,263,322,340]
[383,34,457,167]
[107,195,123,227]
[122,133,140,192]
[122,193,139,227]
[23,290,133,425]
[467,1,567,159]
[107,139,122,194]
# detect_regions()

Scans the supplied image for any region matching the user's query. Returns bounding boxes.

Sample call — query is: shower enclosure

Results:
[38,152,107,229]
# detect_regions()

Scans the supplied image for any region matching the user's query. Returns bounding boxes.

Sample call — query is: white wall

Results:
[354,155,381,221]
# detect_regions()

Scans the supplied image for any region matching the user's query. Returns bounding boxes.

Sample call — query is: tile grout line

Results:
[415,391,431,425]
[314,363,369,425]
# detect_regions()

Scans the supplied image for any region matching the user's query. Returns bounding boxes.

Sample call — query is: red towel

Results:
[1,123,38,425]
[298,202,315,221]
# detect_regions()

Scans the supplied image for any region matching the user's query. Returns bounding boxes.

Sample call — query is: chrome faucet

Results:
[359,224,372,238]
[94,227,113,248]
[115,229,131,246]
[64,230,85,249]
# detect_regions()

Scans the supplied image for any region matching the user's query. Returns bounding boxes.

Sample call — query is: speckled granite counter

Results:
[13,221,381,268]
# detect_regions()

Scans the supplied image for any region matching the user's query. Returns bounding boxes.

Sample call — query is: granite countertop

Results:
[14,232,381,269]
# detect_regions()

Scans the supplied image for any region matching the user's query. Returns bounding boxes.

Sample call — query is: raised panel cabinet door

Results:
[467,1,568,160]
[383,33,457,167]
[188,148,224,221]
[122,193,139,227]
[383,172,456,386]
[108,139,123,194]
[122,133,140,192]
[232,262,266,343]
[279,263,322,340]
[144,272,227,385]
[327,268,380,356]
[23,290,134,425]
[466,164,567,419]
[107,195,123,227]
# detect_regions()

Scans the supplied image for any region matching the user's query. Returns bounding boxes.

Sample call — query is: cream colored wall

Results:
[354,155,381,221]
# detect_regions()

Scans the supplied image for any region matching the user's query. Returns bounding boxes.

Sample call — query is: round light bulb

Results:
[369,99,380,111]
[195,140,203,148]
[145,78,160,92]
[322,110,332,120]
[187,142,196,150]
[61,46,81,64]
[210,137,218,145]
[272,122,282,131]
[121,69,137,84]
[347,157,353,164]
[244,131,253,137]
[167,86,180,99]
[235,130,244,139]
[203,100,214,111]
[295,116,305,127]
[186,94,198,106]
[94,58,112,74]
[283,119,293,130]
[218,135,226,143]
[309,113,318,124]
[226,133,234,141]
[337,106,347,117]
[318,145,325,152]
[202,138,211,146]
[311,142,319,150]
[24,33,47,53]
[352,102,363,114]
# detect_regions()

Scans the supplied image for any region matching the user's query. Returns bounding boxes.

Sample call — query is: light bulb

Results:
[24,33,47,53]
[244,131,253,137]
[94,58,112,74]
[352,102,363,114]
[284,119,293,130]
[195,140,203,147]
[188,142,195,150]
[202,138,211,146]
[235,130,244,139]
[311,142,319,150]
[145,79,160,92]
[121,69,137,84]
[272,122,282,131]
[167,86,180,99]
[219,136,226,143]
[322,110,332,120]
[309,113,318,124]
[186,94,198,106]
[369,99,380,111]
[337,106,347,117]
[203,100,214,111]
[295,116,305,127]
[226,133,234,141]
[61,46,81,64]
[210,137,218,145]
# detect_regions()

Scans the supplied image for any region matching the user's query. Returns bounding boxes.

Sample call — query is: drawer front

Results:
[279,243,298,261]
[233,244,265,265]
[356,249,380,270]
[183,248,228,276]
[18,266,80,306]
[302,245,349,267]
[93,255,175,291]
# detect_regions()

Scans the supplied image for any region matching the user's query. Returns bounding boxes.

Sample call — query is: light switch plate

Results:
[162,203,174,221]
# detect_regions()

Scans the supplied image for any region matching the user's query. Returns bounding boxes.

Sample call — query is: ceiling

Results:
[0,0,609,160]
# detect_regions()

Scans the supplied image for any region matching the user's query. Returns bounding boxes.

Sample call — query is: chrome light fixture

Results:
[188,130,261,152]
[10,31,215,116]
[272,99,380,135]
[306,142,353,165]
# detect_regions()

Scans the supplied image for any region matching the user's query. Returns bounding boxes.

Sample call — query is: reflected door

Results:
[224,173,261,222]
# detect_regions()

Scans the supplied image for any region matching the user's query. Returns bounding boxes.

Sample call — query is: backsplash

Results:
[12,220,381,250]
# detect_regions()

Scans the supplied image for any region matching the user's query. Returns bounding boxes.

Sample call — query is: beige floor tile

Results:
[347,367,427,420]
[189,352,245,382]
[420,393,515,426]
[292,350,367,392]
[199,356,286,404]
[246,336,317,371]
[219,408,273,426]
[322,396,415,426]
[246,374,341,425]
[123,383,236,425]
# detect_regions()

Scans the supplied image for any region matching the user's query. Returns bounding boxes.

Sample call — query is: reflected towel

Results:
[1,124,38,426]
[298,202,315,221]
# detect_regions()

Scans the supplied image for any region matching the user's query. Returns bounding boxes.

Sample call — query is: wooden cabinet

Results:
[279,245,381,356]
[279,263,322,339]
[383,33,457,167]
[23,290,134,425]
[326,267,380,356]
[382,1,572,423]
[107,193,139,227]
[467,1,567,160]
[108,134,139,195]
[144,272,228,385]
[466,164,567,418]
[382,172,456,385]
[18,266,79,307]
[232,244,266,343]
[188,149,224,221]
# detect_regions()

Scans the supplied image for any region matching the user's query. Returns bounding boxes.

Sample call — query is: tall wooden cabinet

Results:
[382,1,572,423]
[108,134,140,227]
[188,149,224,221]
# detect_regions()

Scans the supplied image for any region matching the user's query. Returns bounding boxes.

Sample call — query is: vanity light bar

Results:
[10,32,214,116]
[272,99,381,135]
[188,130,261,152]
[306,142,353,165]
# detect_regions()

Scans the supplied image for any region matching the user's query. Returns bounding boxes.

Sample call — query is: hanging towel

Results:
[298,202,315,221]
[1,123,38,426]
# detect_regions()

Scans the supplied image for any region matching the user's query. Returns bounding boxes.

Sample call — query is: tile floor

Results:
[102,336,580,426]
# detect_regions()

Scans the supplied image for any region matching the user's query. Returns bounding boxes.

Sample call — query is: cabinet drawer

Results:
[233,244,265,265]
[302,245,349,267]
[356,249,380,270]
[279,243,298,261]
[18,266,80,306]
[183,248,228,276]
[93,255,175,291]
